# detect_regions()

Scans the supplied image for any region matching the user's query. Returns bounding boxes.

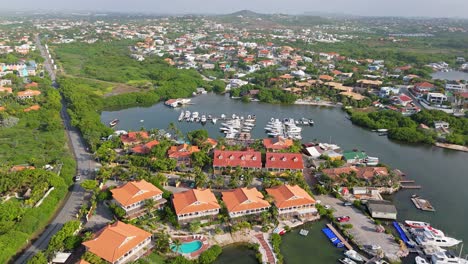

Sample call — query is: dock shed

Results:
[367,200,397,220]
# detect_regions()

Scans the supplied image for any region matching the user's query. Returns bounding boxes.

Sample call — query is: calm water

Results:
[214,244,259,264]
[281,220,344,264]
[431,70,468,81]
[102,93,468,260]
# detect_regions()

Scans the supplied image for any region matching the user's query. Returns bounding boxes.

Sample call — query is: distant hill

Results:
[226,10,266,18]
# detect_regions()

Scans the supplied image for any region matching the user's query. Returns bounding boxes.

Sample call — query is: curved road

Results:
[14,36,99,264]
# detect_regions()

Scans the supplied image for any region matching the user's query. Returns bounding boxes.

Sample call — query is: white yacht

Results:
[212,118,218,124]
[431,251,468,264]
[344,250,364,262]
[178,112,184,121]
[201,115,207,123]
[415,256,429,264]
[339,258,357,264]
[184,111,191,119]
[414,228,462,248]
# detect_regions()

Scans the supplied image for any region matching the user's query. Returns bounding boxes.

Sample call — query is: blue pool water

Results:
[171,240,203,254]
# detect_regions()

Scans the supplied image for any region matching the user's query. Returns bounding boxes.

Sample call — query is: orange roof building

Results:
[263,136,294,151]
[82,221,152,264]
[111,180,166,217]
[120,131,149,146]
[172,189,220,222]
[266,185,317,218]
[0,87,13,94]
[23,104,40,112]
[17,89,41,99]
[10,165,35,172]
[130,140,159,155]
[319,75,334,81]
[167,144,200,166]
[265,152,304,173]
[222,187,271,218]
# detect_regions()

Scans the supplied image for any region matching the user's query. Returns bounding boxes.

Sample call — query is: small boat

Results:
[377,129,388,132]
[344,250,364,262]
[109,119,119,127]
[201,115,207,124]
[220,114,226,119]
[178,112,184,121]
[405,220,431,229]
[140,119,144,122]
[212,118,217,124]
[431,250,468,264]
[299,229,308,236]
[184,111,191,119]
[415,256,429,264]
[339,258,357,264]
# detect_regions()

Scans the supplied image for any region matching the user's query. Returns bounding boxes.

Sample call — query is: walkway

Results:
[326,224,353,250]
[254,234,276,264]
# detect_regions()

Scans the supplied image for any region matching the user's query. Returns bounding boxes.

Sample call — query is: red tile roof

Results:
[265,153,304,170]
[266,185,315,209]
[222,188,270,213]
[415,82,434,88]
[167,144,200,159]
[111,180,163,207]
[172,189,220,216]
[263,136,294,150]
[131,140,159,154]
[319,75,334,81]
[356,167,388,180]
[213,150,262,169]
[398,94,413,102]
[120,131,150,145]
[82,221,151,263]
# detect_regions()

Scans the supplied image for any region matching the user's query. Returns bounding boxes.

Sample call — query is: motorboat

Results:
[201,115,207,124]
[220,114,226,119]
[339,258,357,264]
[184,111,191,119]
[431,250,468,264]
[212,118,218,124]
[415,256,429,264]
[344,250,364,262]
[192,112,199,119]
[405,221,431,229]
[109,119,119,127]
[178,112,184,121]
[225,133,236,139]
[414,229,462,247]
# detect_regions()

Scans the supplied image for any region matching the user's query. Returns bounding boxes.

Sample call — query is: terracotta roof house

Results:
[172,189,220,222]
[321,166,359,181]
[204,138,218,149]
[130,140,159,155]
[266,185,317,218]
[222,187,271,218]
[23,104,40,112]
[356,167,389,180]
[357,79,383,89]
[25,82,38,89]
[82,221,152,264]
[17,89,41,99]
[265,153,304,174]
[120,131,149,146]
[167,144,200,166]
[414,82,435,92]
[10,165,35,172]
[111,180,166,218]
[263,136,293,151]
[392,94,413,106]
[0,87,13,94]
[319,75,334,81]
[213,150,262,174]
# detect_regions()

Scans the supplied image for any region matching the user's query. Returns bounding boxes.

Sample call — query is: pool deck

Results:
[172,235,210,258]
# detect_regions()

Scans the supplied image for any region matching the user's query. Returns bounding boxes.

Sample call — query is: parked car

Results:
[343,202,352,206]
[337,216,351,222]
[74,175,81,182]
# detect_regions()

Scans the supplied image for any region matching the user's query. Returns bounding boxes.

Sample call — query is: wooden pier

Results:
[401,185,422,189]
[399,180,415,184]
[411,196,435,212]
[326,224,353,250]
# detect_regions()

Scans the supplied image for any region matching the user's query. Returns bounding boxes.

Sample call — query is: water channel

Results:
[102,93,468,262]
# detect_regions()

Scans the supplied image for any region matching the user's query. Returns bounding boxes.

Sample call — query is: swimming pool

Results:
[171,240,203,254]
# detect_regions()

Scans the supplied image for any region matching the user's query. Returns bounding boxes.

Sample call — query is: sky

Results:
[2,0,468,18]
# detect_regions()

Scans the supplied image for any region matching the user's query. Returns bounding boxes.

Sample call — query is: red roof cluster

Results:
[131,140,159,154]
[213,150,262,169]
[265,153,303,170]
[120,131,149,145]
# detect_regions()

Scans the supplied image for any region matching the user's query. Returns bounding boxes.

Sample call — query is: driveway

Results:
[85,202,114,232]
[318,195,401,262]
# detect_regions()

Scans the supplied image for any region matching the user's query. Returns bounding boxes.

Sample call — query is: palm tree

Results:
[173,239,182,253]
[144,199,156,213]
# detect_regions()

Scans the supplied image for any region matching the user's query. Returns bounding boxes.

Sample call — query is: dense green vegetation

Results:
[349,109,468,145]
[0,83,75,263]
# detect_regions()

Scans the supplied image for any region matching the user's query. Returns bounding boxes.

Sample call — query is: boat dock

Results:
[326,224,353,250]
[435,142,468,152]
[411,196,435,212]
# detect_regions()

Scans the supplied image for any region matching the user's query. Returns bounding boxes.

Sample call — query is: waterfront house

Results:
[82,221,152,264]
[130,140,159,155]
[222,187,271,219]
[264,152,304,174]
[414,82,435,93]
[17,89,41,99]
[445,81,467,93]
[342,151,368,164]
[355,167,388,180]
[167,144,200,167]
[120,131,149,146]
[172,189,220,223]
[391,94,413,106]
[263,136,294,152]
[366,200,397,220]
[320,166,359,181]
[213,150,262,174]
[111,180,166,218]
[266,185,317,219]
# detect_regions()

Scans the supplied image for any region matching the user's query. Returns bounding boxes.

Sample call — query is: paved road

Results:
[14,36,99,264]
[317,195,401,262]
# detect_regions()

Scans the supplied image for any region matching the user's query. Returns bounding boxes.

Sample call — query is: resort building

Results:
[213,150,262,174]
[167,144,200,167]
[82,221,152,264]
[266,185,317,219]
[172,189,220,223]
[120,131,150,146]
[222,187,271,218]
[110,180,166,218]
[264,152,304,174]
[263,136,294,152]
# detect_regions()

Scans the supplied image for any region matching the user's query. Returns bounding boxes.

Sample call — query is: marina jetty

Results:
[411,195,436,212]
[435,142,468,152]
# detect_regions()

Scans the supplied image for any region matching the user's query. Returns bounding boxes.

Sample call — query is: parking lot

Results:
[318,195,402,262]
